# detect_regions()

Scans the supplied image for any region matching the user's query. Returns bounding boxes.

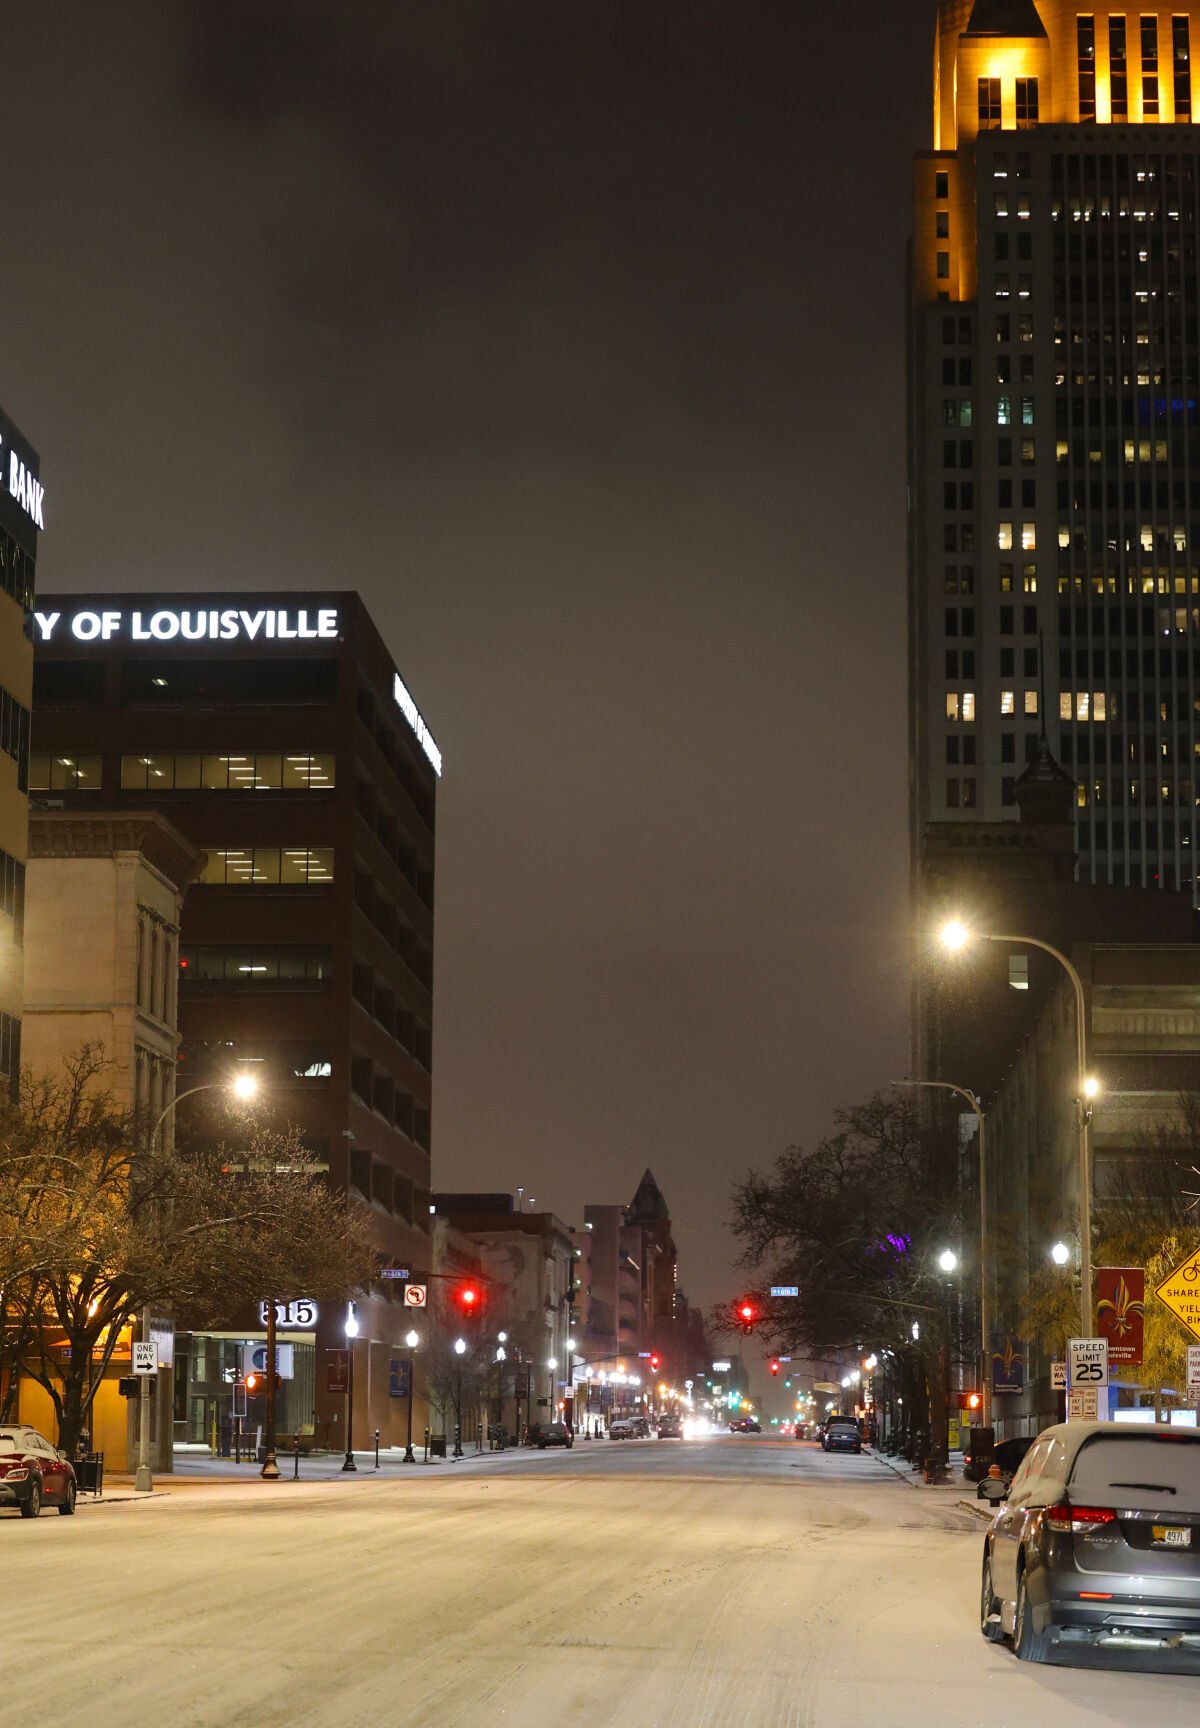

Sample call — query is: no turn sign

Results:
[403,1284,427,1308]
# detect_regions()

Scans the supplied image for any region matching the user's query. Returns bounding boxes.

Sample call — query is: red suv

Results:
[0,1426,78,1518]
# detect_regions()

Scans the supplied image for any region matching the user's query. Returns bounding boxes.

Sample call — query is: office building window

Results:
[935,170,949,199]
[1024,690,1039,715]
[0,690,29,792]
[120,752,335,792]
[1174,14,1191,118]
[0,529,34,613]
[0,1011,20,1082]
[28,752,102,791]
[179,946,333,982]
[936,251,950,279]
[197,848,335,886]
[1078,15,1097,118]
[978,77,1002,128]
[1142,13,1160,115]
[1111,15,1129,117]
[0,850,24,945]
[1015,78,1039,126]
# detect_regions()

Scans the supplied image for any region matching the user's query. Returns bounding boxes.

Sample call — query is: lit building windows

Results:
[1111,15,1129,118]
[1024,690,1039,716]
[1078,15,1097,118]
[1015,78,1039,126]
[1001,690,1015,714]
[1021,522,1037,551]
[1175,16,1191,119]
[1142,14,1160,117]
[120,753,336,791]
[997,396,1012,425]
[28,752,101,791]
[197,848,335,886]
[978,77,1002,128]
[179,946,332,982]
[998,522,1014,550]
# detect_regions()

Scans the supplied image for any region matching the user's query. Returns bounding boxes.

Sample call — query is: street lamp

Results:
[932,1247,960,1479]
[940,920,1098,1333]
[896,1076,989,1425]
[1050,1240,1071,1267]
[403,1328,419,1463]
[136,1069,261,1492]
[341,1303,359,1472]
[452,1337,467,1458]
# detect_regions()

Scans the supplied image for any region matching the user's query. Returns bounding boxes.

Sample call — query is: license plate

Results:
[1151,1526,1191,1548]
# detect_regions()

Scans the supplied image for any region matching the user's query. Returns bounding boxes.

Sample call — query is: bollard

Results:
[293,1436,300,1481]
[423,1426,429,1464]
[374,1428,380,1471]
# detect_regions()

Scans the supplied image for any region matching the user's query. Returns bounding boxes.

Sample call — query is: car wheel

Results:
[19,1481,41,1519]
[1013,1569,1050,1664]
[980,1550,1005,1643]
[59,1480,77,1516]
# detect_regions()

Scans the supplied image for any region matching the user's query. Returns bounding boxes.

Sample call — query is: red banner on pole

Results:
[1095,1267,1145,1364]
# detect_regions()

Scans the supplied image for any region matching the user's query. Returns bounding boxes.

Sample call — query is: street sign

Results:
[770,1286,799,1297]
[132,1341,157,1375]
[403,1284,427,1308]
[259,1299,318,1329]
[1155,1247,1200,1342]
[1067,1388,1100,1422]
[1068,1337,1109,1389]
[712,1360,731,1372]
[245,1343,294,1380]
[1188,1346,1200,1391]
[380,1268,411,1281]
[1050,1361,1067,1391]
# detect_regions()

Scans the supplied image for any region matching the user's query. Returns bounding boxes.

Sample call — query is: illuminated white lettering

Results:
[33,611,59,641]
[317,609,338,639]
[6,450,44,530]
[150,611,180,640]
[72,611,102,641]
[219,609,239,639]
[101,611,121,640]
[180,611,207,640]
[265,612,276,638]
[296,610,318,639]
[277,612,297,639]
[239,610,265,640]
[393,673,443,777]
[131,613,152,640]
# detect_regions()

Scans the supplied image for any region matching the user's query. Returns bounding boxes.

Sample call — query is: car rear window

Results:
[1070,1434,1200,1509]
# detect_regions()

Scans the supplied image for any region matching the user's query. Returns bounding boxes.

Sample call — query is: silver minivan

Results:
[981,1421,1200,1661]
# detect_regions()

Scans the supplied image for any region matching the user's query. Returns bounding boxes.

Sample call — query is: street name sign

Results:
[403,1284,427,1308]
[1155,1247,1200,1342]
[1067,1388,1100,1422]
[1068,1337,1109,1388]
[1188,1345,1200,1392]
[132,1341,156,1375]
[380,1268,411,1281]
[770,1286,799,1298]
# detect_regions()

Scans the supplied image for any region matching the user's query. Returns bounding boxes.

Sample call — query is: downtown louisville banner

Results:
[990,1334,1025,1397]
[1095,1267,1145,1365]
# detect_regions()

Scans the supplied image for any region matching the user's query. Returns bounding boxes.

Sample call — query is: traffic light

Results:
[957,1390,983,1412]
[454,1282,482,1320]
[735,1298,759,1334]
[649,1353,661,1372]
[245,1371,260,1394]
[784,1378,792,1388]
[769,1360,780,1377]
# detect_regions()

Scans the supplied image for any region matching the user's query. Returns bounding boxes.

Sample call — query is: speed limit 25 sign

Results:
[1068,1337,1109,1388]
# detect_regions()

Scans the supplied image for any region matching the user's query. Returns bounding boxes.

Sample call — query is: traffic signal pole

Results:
[261,1299,280,1480]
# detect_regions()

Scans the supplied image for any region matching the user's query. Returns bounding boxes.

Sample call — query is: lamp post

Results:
[341,1303,359,1472]
[546,1356,557,1419]
[137,1070,260,1492]
[941,921,1098,1334]
[403,1328,419,1463]
[896,1077,989,1425]
[452,1338,467,1457]
[933,1248,959,1479]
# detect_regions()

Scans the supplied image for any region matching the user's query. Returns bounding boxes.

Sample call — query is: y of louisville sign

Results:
[1155,1247,1200,1342]
[1095,1267,1145,1364]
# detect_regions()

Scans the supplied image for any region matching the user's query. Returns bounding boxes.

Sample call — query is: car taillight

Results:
[4,1467,27,1481]
[1046,1503,1117,1532]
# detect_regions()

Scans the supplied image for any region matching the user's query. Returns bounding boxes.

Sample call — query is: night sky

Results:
[7,3,934,1311]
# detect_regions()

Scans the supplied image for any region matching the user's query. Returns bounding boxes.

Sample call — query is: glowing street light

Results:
[1050,1241,1071,1266]
[341,1303,360,1473]
[937,1248,959,1274]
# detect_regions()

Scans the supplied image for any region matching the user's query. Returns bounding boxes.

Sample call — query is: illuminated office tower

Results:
[0,407,42,1093]
[910,2,1200,899]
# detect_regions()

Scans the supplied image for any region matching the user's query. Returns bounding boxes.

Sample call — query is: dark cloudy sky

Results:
[6,2,934,1310]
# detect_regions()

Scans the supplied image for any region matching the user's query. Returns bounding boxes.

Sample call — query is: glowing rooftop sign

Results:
[0,435,44,529]
[393,673,442,777]
[33,606,340,644]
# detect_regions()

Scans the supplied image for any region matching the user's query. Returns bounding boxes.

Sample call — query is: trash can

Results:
[429,1433,447,1459]
[75,1453,104,1496]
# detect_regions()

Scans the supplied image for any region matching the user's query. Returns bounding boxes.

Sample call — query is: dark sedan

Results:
[982,1422,1200,1662]
[822,1419,862,1454]
[0,1426,78,1518]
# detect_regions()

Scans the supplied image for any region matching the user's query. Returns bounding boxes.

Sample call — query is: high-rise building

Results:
[0,405,43,1093]
[909,2,1200,911]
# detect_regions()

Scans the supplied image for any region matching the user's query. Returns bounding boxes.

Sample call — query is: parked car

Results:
[822,1417,863,1455]
[0,1426,78,1518]
[657,1415,683,1439]
[729,1417,761,1433]
[609,1416,639,1440]
[981,1421,1200,1662]
[528,1421,573,1450]
[965,1429,1036,1484]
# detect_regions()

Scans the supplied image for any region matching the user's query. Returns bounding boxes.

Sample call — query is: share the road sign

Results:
[1155,1247,1200,1342]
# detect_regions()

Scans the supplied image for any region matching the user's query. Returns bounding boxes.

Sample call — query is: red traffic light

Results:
[735,1297,759,1333]
[456,1283,481,1314]
[957,1390,983,1411]
[769,1359,780,1376]
[245,1372,260,1393]
[649,1353,661,1372]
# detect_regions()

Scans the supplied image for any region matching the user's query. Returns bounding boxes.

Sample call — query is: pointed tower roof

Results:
[1014,731,1076,826]
[627,1168,670,1224]
[964,0,1046,35]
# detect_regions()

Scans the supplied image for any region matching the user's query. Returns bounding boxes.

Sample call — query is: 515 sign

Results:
[259,1299,319,1329]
